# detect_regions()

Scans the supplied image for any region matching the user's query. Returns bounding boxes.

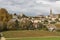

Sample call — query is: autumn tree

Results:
[0,8,12,31]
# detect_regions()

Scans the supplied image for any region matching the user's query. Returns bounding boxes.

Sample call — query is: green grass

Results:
[6,37,60,40]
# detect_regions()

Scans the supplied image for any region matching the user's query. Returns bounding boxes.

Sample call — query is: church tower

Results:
[50,8,53,15]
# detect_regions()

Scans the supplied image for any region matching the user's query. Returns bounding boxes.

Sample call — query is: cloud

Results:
[56,1,60,4]
[0,0,60,16]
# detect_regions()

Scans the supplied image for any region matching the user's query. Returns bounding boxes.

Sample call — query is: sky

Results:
[0,0,60,16]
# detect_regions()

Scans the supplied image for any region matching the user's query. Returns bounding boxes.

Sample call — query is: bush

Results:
[7,20,19,30]
[0,22,4,32]
[0,22,7,32]
[19,20,33,30]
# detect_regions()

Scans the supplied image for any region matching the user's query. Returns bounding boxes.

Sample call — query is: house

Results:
[8,13,20,24]
[46,24,56,32]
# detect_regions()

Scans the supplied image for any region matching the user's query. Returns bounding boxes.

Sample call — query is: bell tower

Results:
[50,8,53,15]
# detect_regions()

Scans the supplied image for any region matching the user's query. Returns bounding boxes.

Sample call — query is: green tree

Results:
[19,19,33,30]
[36,22,45,30]
[0,21,4,32]
[44,20,48,24]
[55,18,59,22]
[7,20,19,30]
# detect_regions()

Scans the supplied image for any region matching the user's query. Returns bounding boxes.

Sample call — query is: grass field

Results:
[2,30,60,38]
[1,30,60,40]
[6,37,60,40]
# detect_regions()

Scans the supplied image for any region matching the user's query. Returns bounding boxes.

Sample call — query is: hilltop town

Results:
[0,8,60,32]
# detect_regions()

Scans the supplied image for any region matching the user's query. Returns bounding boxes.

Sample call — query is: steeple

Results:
[50,8,52,15]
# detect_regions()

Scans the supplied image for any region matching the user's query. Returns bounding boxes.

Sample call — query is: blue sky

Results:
[0,0,60,16]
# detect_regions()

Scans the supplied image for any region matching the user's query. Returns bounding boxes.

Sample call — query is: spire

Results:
[50,8,52,15]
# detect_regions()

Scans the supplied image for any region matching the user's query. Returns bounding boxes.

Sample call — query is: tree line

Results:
[0,8,46,32]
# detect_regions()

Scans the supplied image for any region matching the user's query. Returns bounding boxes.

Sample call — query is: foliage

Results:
[37,22,46,30]
[0,8,54,31]
[50,21,56,24]
[0,21,4,31]
[44,20,48,24]
[7,20,19,30]
[0,8,12,31]
[19,20,33,30]
[55,19,59,22]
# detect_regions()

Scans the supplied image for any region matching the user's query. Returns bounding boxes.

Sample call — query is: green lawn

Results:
[6,37,60,40]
